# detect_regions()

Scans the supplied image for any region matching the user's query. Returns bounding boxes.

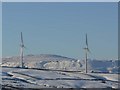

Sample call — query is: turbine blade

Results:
[21,32,24,45]
[86,33,88,48]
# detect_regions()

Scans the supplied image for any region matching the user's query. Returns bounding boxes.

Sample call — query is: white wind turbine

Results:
[20,32,25,68]
[83,33,91,73]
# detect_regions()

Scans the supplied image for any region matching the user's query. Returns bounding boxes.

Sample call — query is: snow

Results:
[2,67,118,88]
[1,54,119,89]
[95,73,119,81]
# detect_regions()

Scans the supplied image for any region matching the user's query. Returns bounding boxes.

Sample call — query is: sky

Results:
[1,0,120,2]
[2,2,118,60]
[0,2,2,58]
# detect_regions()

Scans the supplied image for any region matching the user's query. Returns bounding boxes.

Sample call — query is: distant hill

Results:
[2,54,119,73]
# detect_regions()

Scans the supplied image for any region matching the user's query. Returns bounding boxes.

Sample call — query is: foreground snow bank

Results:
[3,67,118,88]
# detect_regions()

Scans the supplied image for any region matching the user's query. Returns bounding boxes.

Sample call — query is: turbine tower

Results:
[20,32,25,68]
[83,33,90,73]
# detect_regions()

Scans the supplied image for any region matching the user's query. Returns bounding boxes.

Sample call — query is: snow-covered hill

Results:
[2,54,119,73]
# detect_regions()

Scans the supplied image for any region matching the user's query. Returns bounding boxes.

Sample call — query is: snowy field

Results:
[1,54,119,89]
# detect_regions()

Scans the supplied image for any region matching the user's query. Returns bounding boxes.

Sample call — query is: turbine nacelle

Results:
[20,44,25,47]
[83,47,91,53]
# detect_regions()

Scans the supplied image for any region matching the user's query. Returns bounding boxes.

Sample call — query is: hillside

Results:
[2,54,119,73]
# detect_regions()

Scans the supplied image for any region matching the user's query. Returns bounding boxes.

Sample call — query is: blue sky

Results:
[2,2,118,60]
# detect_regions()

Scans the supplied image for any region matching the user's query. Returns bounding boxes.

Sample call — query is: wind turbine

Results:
[83,33,90,73]
[20,32,25,68]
